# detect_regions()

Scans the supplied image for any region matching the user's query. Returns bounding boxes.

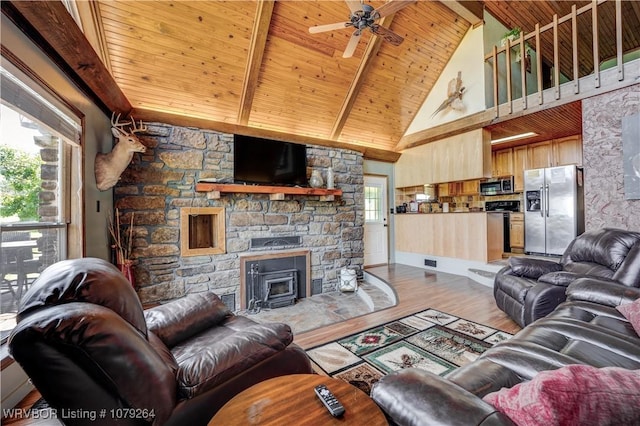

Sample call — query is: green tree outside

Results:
[0,145,42,221]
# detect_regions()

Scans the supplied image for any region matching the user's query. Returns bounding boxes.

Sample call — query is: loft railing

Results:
[484,0,638,118]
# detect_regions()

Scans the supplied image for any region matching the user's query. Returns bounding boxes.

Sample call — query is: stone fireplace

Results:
[115,123,364,309]
[240,250,310,310]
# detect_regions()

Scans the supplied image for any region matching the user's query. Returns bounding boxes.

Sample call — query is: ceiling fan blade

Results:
[344,0,362,14]
[370,24,404,46]
[309,21,350,34]
[343,31,362,58]
[374,0,415,19]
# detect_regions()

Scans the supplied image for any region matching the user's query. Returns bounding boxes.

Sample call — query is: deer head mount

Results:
[95,113,147,191]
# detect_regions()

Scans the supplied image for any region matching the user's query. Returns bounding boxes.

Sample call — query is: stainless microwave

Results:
[480,177,515,196]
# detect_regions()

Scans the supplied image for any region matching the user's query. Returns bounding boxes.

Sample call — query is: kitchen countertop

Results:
[396,211,488,215]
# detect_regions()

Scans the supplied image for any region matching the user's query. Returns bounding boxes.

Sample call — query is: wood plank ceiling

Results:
[89,0,470,155]
[6,1,633,159]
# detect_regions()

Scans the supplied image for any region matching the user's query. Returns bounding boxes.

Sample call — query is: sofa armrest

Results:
[507,257,563,280]
[566,278,640,307]
[537,271,582,287]
[145,292,232,347]
[370,369,515,426]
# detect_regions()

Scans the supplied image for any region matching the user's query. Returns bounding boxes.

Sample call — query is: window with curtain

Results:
[0,60,83,343]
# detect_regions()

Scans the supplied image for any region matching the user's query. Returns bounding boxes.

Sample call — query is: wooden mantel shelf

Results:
[195,183,343,201]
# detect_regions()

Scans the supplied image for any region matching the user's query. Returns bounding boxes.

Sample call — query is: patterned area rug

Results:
[306,308,512,395]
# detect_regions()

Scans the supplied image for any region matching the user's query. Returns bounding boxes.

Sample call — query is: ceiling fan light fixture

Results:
[308,0,411,58]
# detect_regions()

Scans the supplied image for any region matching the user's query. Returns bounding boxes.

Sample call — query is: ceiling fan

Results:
[309,0,414,58]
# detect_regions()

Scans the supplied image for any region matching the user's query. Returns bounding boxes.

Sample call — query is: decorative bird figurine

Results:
[431,71,465,118]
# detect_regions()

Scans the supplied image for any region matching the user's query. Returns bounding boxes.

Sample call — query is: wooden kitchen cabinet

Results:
[552,135,582,166]
[460,179,480,195]
[438,183,450,197]
[395,129,491,186]
[510,212,524,252]
[449,182,462,196]
[493,148,514,177]
[512,146,528,191]
[527,141,552,169]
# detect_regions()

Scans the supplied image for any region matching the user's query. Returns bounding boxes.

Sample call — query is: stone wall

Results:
[582,84,640,231]
[116,123,364,307]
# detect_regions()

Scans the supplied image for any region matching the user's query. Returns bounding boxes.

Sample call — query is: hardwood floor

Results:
[3,264,520,426]
[294,264,521,349]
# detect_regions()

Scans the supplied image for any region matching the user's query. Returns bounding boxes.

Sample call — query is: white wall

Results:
[404,25,486,135]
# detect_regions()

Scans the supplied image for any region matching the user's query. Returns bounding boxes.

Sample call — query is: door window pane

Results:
[365,185,382,222]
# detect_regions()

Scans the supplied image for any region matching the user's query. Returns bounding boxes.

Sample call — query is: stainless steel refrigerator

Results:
[524,165,584,255]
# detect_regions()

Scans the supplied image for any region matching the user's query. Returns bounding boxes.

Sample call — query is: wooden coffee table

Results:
[209,374,388,425]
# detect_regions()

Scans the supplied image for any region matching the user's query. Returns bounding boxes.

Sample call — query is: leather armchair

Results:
[9,257,312,425]
[493,228,640,327]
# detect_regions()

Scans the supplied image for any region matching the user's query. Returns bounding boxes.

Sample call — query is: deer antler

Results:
[111,112,132,135]
[129,117,147,134]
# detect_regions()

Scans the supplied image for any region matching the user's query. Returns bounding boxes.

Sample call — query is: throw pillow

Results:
[483,364,640,426]
[616,297,640,336]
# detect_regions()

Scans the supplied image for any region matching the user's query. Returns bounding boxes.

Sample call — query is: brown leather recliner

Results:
[493,228,640,327]
[8,257,312,425]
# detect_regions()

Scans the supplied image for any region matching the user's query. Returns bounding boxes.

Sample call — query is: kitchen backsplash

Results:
[397,192,524,214]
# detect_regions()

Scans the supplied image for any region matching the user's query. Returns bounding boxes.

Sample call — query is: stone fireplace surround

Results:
[115,123,364,309]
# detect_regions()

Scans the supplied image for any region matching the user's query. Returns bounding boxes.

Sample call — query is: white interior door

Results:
[364,175,389,266]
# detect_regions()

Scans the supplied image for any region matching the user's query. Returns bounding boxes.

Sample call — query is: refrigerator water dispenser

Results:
[526,191,541,212]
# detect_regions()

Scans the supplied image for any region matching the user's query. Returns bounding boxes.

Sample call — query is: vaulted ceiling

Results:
[4,1,638,161]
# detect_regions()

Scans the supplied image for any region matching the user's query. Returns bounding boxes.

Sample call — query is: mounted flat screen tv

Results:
[234,135,308,186]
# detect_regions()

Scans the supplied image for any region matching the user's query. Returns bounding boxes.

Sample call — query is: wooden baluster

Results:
[553,14,560,99]
[535,23,542,105]
[572,5,579,94]
[492,45,499,118]
[506,37,512,114]
[592,0,600,88]
[519,31,527,110]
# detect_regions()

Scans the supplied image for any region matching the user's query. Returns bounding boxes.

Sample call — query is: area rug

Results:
[306,308,512,395]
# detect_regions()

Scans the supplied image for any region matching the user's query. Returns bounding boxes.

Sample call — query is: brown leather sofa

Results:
[493,228,640,327]
[9,257,312,425]
[371,273,640,425]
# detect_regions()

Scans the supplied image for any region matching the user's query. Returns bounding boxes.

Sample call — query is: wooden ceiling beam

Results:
[2,1,131,116]
[330,13,398,140]
[238,0,275,125]
[131,107,400,162]
[440,0,485,26]
[396,110,494,150]
[74,1,112,75]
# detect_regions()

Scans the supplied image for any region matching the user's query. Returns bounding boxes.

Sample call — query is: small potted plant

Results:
[501,27,532,69]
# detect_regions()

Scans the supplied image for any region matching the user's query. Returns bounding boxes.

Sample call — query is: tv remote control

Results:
[314,384,345,417]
